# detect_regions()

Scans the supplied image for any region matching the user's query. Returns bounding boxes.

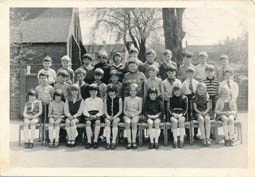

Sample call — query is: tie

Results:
[189,80,194,94]
[227,81,231,88]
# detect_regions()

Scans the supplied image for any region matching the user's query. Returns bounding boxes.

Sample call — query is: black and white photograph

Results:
[2,0,254,175]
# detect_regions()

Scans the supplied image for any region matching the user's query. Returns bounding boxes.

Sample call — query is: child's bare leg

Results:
[179,116,185,142]
[198,114,205,139]
[23,118,30,143]
[94,120,101,143]
[154,119,161,143]
[228,115,235,140]
[131,116,139,143]
[221,115,229,140]
[170,117,178,143]
[85,120,92,143]
[147,119,154,143]
[30,118,38,143]
[49,118,54,143]
[205,115,211,140]
[125,117,131,143]
[112,118,120,144]
[105,119,111,144]
[65,119,71,141]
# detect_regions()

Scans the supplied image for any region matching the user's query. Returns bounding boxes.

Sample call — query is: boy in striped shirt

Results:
[202,65,219,111]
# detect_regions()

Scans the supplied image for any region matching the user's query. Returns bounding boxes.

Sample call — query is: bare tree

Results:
[162,8,185,66]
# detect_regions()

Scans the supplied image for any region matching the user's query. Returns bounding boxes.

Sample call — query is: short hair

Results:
[172,85,182,95]
[57,70,69,77]
[43,56,52,62]
[94,68,104,76]
[223,67,234,75]
[113,52,123,61]
[183,51,193,58]
[69,84,80,91]
[219,55,229,61]
[75,68,87,76]
[97,50,108,59]
[186,66,196,73]
[53,89,64,100]
[82,53,92,61]
[130,83,138,91]
[88,83,99,91]
[148,65,159,73]
[166,64,177,72]
[163,49,172,56]
[129,47,139,54]
[199,51,208,57]
[38,71,49,78]
[107,84,117,93]
[148,87,157,95]
[205,65,216,71]
[127,58,137,65]
[110,69,120,77]
[146,48,156,57]
[27,89,37,98]
[61,55,71,63]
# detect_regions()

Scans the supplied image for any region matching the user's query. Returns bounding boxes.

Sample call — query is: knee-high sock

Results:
[65,127,71,141]
[86,127,92,143]
[155,129,161,143]
[180,128,185,142]
[148,128,154,143]
[132,128,137,143]
[105,126,111,144]
[112,127,118,144]
[30,126,36,143]
[172,129,177,142]
[94,126,100,142]
[126,129,131,143]
[223,125,229,140]
[49,126,54,142]
[55,127,60,141]
[199,122,205,139]
[24,125,29,143]
[70,125,77,141]
[229,124,234,140]
[205,120,211,139]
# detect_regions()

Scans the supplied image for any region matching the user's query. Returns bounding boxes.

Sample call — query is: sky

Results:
[79,8,248,46]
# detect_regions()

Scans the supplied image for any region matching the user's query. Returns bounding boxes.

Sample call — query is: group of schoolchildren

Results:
[23,47,239,150]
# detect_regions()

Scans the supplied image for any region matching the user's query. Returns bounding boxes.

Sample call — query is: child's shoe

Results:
[132,143,137,149]
[105,143,111,150]
[201,139,207,146]
[24,142,29,148]
[173,142,178,148]
[230,139,234,146]
[111,143,116,149]
[54,141,59,148]
[85,143,92,149]
[48,142,53,148]
[93,142,98,149]
[178,141,184,148]
[224,139,229,146]
[154,143,159,149]
[149,143,154,149]
[126,143,132,149]
[206,139,211,146]
[29,143,34,149]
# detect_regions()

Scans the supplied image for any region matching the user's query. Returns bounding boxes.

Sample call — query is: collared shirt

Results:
[178,64,195,82]
[202,77,219,96]
[38,68,56,84]
[163,78,182,100]
[195,64,209,81]
[83,97,104,117]
[219,80,239,100]
[181,78,199,95]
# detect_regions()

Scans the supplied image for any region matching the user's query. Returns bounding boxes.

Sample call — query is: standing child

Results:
[144,65,164,100]
[215,86,237,146]
[216,55,230,82]
[94,50,111,84]
[57,55,74,84]
[37,56,56,86]
[54,70,70,100]
[202,65,219,111]
[220,67,239,101]
[84,84,104,149]
[64,84,84,147]
[193,83,211,146]
[108,69,123,98]
[123,83,142,149]
[169,85,188,148]
[104,84,123,150]
[195,51,209,81]
[75,68,90,100]
[141,49,159,79]
[23,89,42,148]
[76,53,94,84]
[159,49,177,81]
[48,89,65,148]
[178,51,195,82]
[144,88,164,149]
[93,68,107,99]
[111,52,125,81]
[124,47,143,73]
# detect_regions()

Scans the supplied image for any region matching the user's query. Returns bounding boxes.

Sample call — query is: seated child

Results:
[178,51,195,82]
[202,65,219,111]
[122,59,146,97]
[108,69,123,98]
[141,49,159,79]
[193,83,211,146]
[215,86,237,146]
[94,50,111,84]
[220,67,239,101]
[104,84,123,150]
[37,56,56,86]
[195,51,209,81]
[23,89,42,148]
[144,88,164,149]
[75,68,90,100]
[54,70,70,100]
[111,52,125,81]
[83,84,104,149]
[76,53,94,84]
[57,55,74,84]
[169,85,188,148]
[144,65,164,100]
[93,68,107,99]
[48,89,65,148]
[159,49,177,81]
[123,83,142,149]
[216,55,230,82]
[64,84,84,147]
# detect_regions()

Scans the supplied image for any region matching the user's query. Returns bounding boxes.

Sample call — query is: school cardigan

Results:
[106,96,121,117]
[169,95,188,115]
[144,97,164,119]
[83,97,104,117]
[219,80,239,100]
[163,78,182,100]
[159,61,177,81]
[24,100,41,116]
[76,65,94,84]
[181,78,199,95]
[37,68,56,85]
[202,77,219,97]
[215,98,237,116]
[48,101,65,117]
[35,85,54,104]
[64,99,84,118]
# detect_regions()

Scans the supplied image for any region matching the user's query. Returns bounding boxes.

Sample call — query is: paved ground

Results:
[9,113,248,168]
